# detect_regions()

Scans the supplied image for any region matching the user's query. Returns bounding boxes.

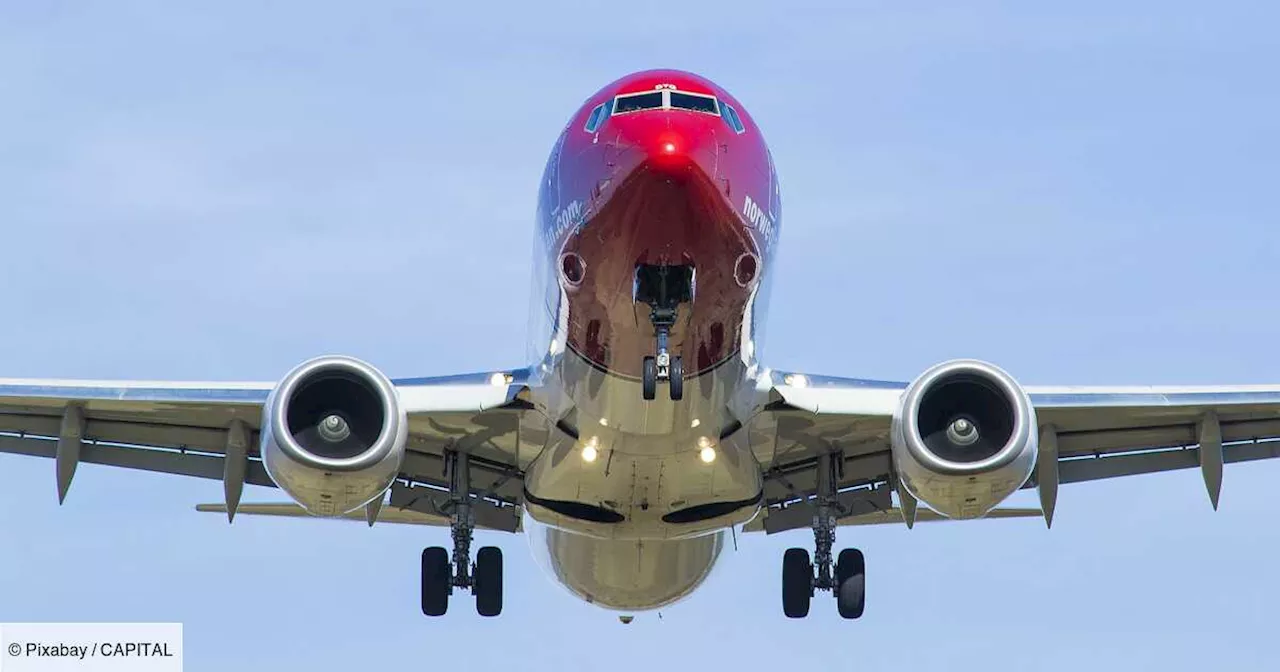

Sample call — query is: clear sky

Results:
[2,1,1278,670]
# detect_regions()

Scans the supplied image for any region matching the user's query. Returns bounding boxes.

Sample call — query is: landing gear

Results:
[782,548,813,618]
[635,264,692,402]
[642,354,684,402]
[642,356,657,401]
[421,547,450,616]
[781,451,866,620]
[835,548,866,619]
[420,450,504,618]
[474,546,504,618]
[669,355,683,401]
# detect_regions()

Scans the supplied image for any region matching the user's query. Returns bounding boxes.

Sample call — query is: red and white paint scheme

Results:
[4,69,1280,622]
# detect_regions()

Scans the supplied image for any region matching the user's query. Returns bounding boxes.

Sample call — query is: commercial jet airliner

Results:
[5,68,1280,620]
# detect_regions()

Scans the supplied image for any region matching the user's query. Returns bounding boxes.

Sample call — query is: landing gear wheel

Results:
[835,548,866,619]
[669,356,684,401]
[642,356,657,401]
[421,546,451,616]
[474,546,504,617]
[782,547,813,618]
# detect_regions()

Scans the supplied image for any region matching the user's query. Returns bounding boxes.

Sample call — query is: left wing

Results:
[745,368,1280,533]
[0,369,533,531]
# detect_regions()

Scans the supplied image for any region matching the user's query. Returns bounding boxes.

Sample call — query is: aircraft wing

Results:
[0,368,533,532]
[746,368,1280,533]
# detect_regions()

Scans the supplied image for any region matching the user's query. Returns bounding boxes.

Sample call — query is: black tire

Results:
[421,547,451,616]
[835,548,866,619]
[669,356,684,401]
[782,547,812,618]
[474,546,504,617]
[642,356,657,401]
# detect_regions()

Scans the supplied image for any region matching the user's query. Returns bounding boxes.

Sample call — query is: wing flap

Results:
[0,432,275,486]
[195,502,454,527]
[1056,438,1280,485]
[834,506,1042,528]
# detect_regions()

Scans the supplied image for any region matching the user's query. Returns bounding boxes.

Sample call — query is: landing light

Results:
[663,142,677,154]
[582,436,601,463]
[784,374,808,388]
[489,372,513,386]
[690,418,701,428]
[697,436,717,463]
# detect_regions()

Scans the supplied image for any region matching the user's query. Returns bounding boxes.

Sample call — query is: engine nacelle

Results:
[890,359,1037,519]
[260,355,407,516]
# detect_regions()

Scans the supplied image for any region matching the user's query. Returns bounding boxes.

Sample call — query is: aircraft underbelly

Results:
[527,514,725,611]
[522,350,762,541]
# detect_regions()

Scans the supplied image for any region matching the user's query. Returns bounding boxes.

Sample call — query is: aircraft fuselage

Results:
[517,70,783,611]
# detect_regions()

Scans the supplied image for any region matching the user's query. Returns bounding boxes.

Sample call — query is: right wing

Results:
[743,369,1280,533]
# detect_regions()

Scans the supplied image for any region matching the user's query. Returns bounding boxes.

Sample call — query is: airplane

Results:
[3,67,1279,621]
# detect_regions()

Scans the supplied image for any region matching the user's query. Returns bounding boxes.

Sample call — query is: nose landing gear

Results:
[635,264,693,402]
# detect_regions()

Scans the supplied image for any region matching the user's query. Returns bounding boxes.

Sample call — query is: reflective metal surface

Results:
[260,355,408,516]
[527,513,724,611]
[890,359,1038,519]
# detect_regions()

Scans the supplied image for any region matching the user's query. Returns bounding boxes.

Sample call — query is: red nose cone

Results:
[648,130,689,171]
[611,108,718,179]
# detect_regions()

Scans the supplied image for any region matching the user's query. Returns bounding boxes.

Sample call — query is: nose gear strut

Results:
[634,264,694,401]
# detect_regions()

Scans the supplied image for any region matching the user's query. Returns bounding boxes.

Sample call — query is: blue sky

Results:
[2,1,1279,669]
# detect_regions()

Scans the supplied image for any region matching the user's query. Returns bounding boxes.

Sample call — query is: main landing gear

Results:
[782,451,866,619]
[635,264,693,402]
[421,450,503,618]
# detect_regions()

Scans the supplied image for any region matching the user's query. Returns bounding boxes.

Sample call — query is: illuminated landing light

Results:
[489,372,513,386]
[784,374,809,388]
[582,436,601,463]
[690,418,701,428]
[662,141,677,154]
[697,436,716,463]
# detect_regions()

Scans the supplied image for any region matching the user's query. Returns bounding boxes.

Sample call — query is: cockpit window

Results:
[669,92,719,115]
[584,104,605,132]
[584,98,614,133]
[721,103,746,134]
[613,91,664,115]
[610,89,744,131]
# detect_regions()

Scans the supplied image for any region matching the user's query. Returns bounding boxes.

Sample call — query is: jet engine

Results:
[890,359,1037,519]
[260,355,407,516]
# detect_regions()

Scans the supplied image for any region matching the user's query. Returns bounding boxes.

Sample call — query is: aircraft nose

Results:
[614,114,719,178]
[644,128,697,171]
